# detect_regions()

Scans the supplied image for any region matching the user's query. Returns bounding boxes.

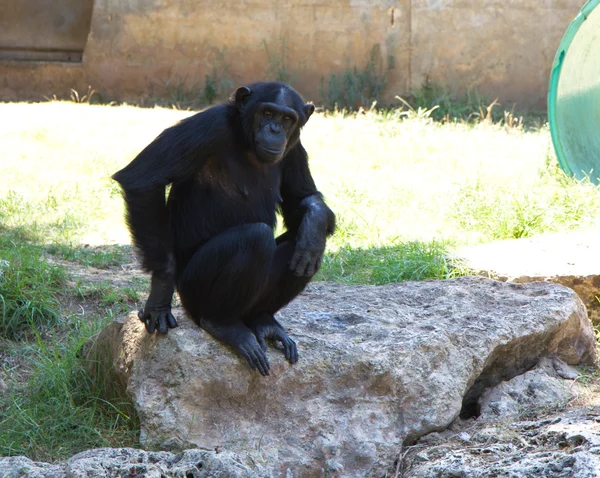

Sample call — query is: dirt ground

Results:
[457,228,600,278]
[458,228,600,326]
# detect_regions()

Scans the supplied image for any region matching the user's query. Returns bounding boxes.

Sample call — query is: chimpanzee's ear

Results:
[234,86,252,106]
[303,103,315,120]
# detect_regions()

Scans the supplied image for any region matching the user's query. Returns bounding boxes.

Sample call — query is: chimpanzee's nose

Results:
[269,123,281,134]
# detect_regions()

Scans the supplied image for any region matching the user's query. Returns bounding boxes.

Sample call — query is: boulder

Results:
[85,277,597,477]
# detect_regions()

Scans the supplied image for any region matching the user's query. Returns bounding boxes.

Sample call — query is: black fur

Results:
[113,82,335,375]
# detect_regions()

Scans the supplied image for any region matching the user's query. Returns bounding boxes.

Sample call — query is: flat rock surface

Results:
[403,406,600,477]
[457,229,600,325]
[457,228,600,278]
[83,277,596,477]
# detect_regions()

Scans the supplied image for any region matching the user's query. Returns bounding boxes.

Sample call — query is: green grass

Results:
[318,240,469,284]
[0,246,143,460]
[0,232,66,340]
[45,244,131,269]
[74,279,143,308]
[0,322,138,461]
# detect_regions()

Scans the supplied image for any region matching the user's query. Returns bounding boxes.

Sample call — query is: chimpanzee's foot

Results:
[247,313,298,364]
[199,319,270,375]
[138,306,178,334]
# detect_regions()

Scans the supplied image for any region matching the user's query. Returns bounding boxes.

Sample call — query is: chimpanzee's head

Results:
[234,82,315,163]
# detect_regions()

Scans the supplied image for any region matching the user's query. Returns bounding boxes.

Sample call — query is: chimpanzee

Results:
[112,82,335,376]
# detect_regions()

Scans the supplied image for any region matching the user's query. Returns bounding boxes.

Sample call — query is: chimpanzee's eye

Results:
[264,110,273,117]
[283,115,291,121]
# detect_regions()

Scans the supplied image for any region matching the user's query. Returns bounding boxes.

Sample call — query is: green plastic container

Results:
[548,0,600,184]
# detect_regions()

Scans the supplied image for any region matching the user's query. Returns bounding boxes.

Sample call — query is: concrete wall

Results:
[0,0,584,109]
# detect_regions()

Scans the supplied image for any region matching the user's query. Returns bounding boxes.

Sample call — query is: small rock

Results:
[536,356,580,380]
[404,410,600,478]
[0,456,62,477]
[478,368,578,421]
[552,358,581,380]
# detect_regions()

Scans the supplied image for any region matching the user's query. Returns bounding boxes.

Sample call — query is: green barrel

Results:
[549,0,600,184]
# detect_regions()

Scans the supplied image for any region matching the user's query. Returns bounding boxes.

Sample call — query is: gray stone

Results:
[404,409,600,477]
[478,367,578,421]
[548,356,582,380]
[0,448,263,477]
[0,456,62,478]
[85,277,597,477]
[64,448,260,478]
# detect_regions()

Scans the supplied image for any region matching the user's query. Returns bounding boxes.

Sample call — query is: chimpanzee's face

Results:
[235,84,315,164]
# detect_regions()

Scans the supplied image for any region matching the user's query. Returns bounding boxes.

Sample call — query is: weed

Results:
[319,45,388,110]
[398,81,542,129]
[69,86,97,104]
[402,82,494,122]
[202,51,235,105]
[263,38,292,84]
[0,235,66,340]
[163,76,205,110]
[161,53,234,109]
[202,72,234,105]
[0,320,138,461]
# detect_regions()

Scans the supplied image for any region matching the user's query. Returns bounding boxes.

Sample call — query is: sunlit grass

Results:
[304,110,600,249]
[2,101,599,252]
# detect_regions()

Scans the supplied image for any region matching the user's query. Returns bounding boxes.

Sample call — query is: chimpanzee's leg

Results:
[243,233,314,364]
[177,223,276,375]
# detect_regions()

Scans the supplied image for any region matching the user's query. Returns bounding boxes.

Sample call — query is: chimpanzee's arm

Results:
[280,144,336,277]
[113,107,231,333]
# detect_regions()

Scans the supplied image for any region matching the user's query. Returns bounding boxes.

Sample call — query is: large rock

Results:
[85,277,597,477]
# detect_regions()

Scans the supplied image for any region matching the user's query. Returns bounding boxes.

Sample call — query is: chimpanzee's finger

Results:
[288,249,303,272]
[167,312,178,328]
[144,316,157,334]
[157,313,168,334]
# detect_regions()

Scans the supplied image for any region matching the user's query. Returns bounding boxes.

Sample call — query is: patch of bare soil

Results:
[54,245,143,289]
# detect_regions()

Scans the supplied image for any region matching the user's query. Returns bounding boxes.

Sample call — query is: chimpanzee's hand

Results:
[289,206,328,277]
[138,304,178,334]
[138,273,177,334]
